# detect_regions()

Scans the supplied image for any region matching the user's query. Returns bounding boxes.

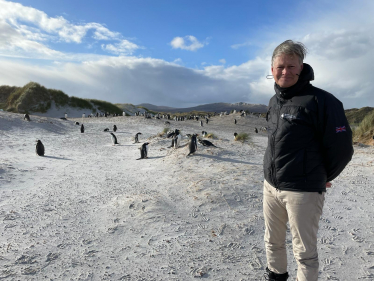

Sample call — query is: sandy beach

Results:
[0,111,373,280]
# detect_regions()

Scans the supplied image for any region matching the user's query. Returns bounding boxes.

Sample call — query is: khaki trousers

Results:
[263,180,325,281]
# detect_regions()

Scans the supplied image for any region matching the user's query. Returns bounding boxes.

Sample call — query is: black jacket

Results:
[264,63,354,192]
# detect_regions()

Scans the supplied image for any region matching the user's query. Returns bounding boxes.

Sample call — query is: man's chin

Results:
[277,80,296,88]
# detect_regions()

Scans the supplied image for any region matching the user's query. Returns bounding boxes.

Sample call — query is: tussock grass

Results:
[206,133,217,139]
[7,82,51,113]
[0,85,18,105]
[235,132,251,143]
[50,89,69,108]
[353,110,374,144]
[157,127,170,137]
[345,107,374,125]
[69,96,93,110]
[90,99,122,114]
[0,81,123,114]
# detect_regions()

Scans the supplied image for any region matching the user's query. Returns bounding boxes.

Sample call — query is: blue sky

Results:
[1,0,373,109]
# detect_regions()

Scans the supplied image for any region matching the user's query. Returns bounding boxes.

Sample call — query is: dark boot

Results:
[264,267,289,281]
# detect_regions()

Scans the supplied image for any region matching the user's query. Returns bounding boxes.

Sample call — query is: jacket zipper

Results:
[271,98,283,189]
[303,148,307,182]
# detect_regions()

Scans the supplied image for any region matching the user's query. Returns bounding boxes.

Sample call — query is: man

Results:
[263,40,353,281]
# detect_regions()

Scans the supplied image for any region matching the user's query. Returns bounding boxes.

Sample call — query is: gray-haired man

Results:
[263,40,353,280]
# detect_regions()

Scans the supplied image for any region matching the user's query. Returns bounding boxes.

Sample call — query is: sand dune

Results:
[0,111,373,280]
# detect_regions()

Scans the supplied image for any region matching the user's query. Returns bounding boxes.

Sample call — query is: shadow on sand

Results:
[197,154,261,165]
[44,155,72,160]
[136,156,165,160]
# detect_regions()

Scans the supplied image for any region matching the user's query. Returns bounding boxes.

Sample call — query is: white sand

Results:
[0,111,373,280]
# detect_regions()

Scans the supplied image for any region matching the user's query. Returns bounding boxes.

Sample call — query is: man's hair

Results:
[272,40,307,66]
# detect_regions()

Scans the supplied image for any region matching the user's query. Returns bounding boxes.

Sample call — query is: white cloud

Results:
[219,59,226,64]
[170,35,204,51]
[0,55,273,107]
[231,42,252,49]
[0,0,139,58]
[102,40,142,55]
[172,58,182,65]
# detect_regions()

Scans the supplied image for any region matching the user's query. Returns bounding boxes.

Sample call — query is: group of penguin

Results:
[166,129,218,157]
[34,120,220,159]
[31,113,249,159]
[35,122,148,159]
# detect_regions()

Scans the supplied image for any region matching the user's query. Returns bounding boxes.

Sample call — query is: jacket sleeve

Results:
[320,93,354,182]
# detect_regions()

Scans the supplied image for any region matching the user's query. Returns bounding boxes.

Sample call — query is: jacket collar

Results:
[274,63,314,100]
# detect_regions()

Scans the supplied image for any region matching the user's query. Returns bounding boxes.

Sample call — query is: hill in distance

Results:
[1,82,373,126]
[136,102,268,114]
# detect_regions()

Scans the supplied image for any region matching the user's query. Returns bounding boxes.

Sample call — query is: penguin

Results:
[234,119,237,125]
[24,113,30,121]
[202,131,207,137]
[255,127,258,134]
[168,137,175,148]
[200,120,203,127]
[35,140,45,156]
[234,132,238,140]
[206,118,209,124]
[137,142,149,160]
[80,124,84,133]
[198,139,218,147]
[134,132,142,143]
[103,128,109,132]
[75,121,80,125]
[113,125,117,132]
[187,134,198,156]
[110,133,119,145]
[174,129,181,148]
[167,131,175,138]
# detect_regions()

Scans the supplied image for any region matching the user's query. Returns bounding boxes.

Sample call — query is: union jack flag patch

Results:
[336,126,346,133]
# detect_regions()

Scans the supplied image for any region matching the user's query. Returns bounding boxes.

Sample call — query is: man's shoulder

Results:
[307,84,342,105]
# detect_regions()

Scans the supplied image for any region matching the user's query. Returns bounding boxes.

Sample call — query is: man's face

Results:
[271,54,303,88]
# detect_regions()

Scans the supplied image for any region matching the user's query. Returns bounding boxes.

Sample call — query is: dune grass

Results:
[157,127,170,137]
[345,107,374,126]
[69,96,93,110]
[235,132,251,143]
[6,82,51,113]
[50,89,70,108]
[206,133,217,139]
[90,99,122,114]
[352,110,374,144]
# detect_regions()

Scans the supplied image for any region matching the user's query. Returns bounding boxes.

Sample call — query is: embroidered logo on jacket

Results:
[336,126,346,133]
[280,113,296,121]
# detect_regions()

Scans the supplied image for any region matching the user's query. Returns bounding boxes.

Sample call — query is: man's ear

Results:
[300,63,304,72]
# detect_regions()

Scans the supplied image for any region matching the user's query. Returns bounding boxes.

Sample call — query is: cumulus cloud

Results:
[102,40,142,55]
[0,55,273,107]
[170,35,204,51]
[0,0,138,58]
[231,42,252,49]
[219,59,226,64]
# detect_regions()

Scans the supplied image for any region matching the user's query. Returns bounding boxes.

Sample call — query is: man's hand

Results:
[326,182,332,188]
